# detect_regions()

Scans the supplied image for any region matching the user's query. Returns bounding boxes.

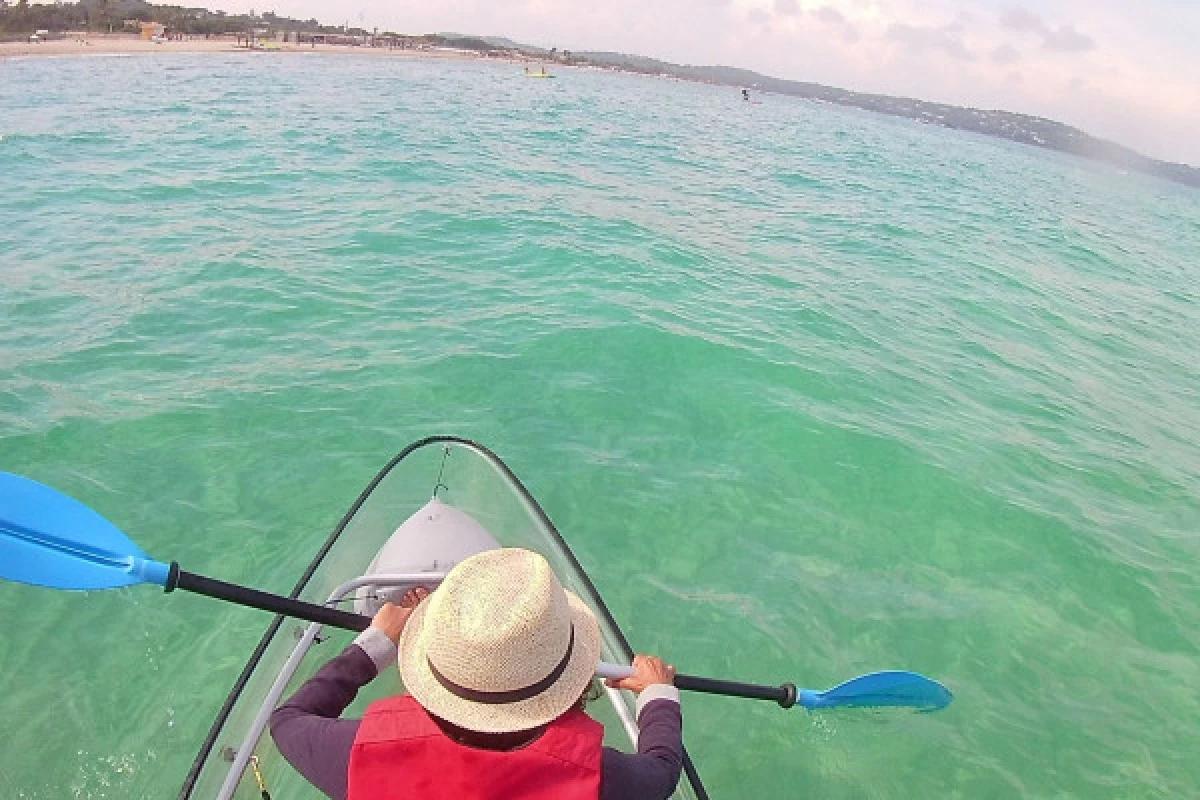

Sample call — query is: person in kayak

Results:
[270,547,684,800]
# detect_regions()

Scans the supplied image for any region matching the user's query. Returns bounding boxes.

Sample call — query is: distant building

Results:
[139,22,165,40]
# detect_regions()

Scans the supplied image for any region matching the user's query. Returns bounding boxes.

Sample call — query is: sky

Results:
[208,0,1200,165]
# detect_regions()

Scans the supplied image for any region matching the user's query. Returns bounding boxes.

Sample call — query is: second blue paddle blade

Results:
[0,472,153,590]
[821,670,953,711]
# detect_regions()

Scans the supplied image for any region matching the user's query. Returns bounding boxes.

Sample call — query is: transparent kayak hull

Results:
[180,436,706,800]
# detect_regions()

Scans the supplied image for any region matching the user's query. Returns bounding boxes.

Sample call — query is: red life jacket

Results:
[347,695,603,800]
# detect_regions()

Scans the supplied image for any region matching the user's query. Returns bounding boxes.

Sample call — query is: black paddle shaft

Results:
[675,674,798,708]
[163,565,799,708]
[165,563,371,633]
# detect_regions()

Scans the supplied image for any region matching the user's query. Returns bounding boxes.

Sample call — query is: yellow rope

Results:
[249,755,271,800]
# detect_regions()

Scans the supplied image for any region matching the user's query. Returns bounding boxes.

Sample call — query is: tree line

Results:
[0,0,364,37]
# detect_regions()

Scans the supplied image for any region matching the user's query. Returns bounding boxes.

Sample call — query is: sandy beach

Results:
[0,33,529,63]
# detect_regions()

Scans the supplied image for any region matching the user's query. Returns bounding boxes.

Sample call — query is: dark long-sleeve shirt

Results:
[270,639,683,800]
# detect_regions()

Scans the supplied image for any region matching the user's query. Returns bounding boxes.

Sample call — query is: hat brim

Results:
[398,589,602,734]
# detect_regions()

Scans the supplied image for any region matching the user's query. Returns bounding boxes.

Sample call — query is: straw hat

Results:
[398,548,601,734]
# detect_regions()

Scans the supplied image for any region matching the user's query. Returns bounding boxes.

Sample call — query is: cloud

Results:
[1000,7,1044,34]
[991,43,1021,65]
[773,0,800,16]
[998,7,1097,54]
[1042,24,1096,52]
[886,22,975,61]
[942,11,977,34]
[747,7,772,25]
[813,6,845,26]
[811,6,859,42]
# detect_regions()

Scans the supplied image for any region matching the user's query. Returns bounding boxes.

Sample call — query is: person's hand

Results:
[604,654,676,694]
[370,586,430,644]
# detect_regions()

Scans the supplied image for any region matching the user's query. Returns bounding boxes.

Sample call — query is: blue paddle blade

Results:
[0,472,171,590]
[800,670,952,711]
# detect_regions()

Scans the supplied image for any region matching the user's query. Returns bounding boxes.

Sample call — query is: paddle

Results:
[596,663,952,711]
[0,472,952,712]
[0,471,370,632]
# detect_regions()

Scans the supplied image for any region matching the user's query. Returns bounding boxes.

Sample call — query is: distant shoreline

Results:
[5,33,1195,188]
[0,33,534,64]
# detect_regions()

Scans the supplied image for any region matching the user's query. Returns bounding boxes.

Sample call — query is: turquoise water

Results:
[2,52,1199,798]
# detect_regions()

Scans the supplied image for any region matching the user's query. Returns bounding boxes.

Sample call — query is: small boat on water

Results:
[178,435,709,799]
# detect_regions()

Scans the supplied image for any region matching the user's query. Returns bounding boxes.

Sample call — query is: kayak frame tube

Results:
[216,572,446,800]
[178,435,710,800]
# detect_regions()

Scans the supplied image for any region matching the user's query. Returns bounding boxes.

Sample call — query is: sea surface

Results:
[1,52,1198,799]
